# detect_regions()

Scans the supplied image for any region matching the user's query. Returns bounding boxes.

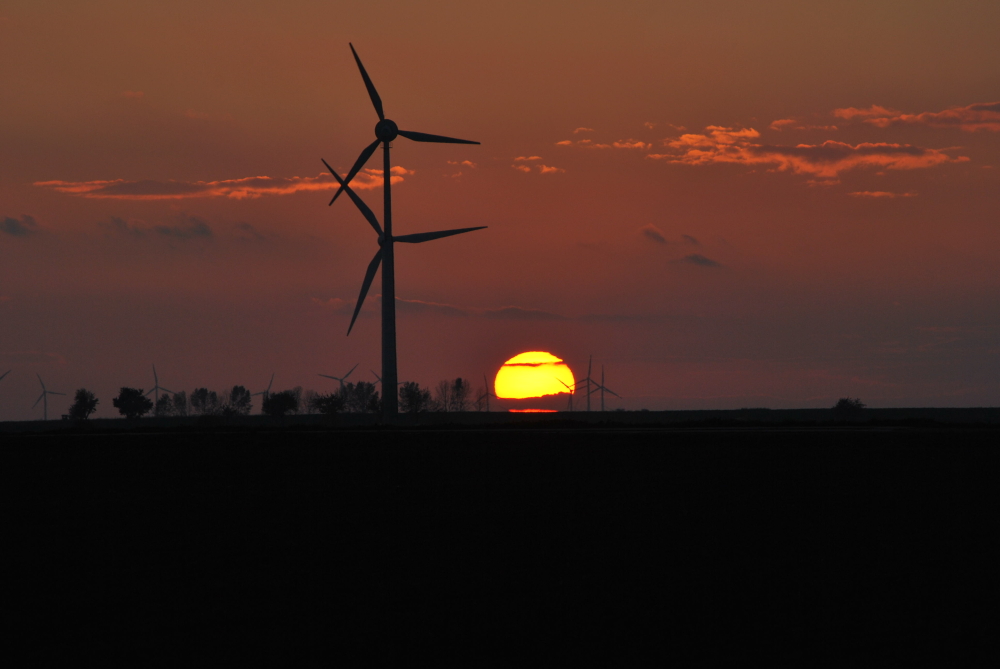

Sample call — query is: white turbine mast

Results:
[143,364,175,416]
[33,374,66,421]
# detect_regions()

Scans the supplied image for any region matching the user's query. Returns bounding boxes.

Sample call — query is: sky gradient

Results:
[2,0,1000,419]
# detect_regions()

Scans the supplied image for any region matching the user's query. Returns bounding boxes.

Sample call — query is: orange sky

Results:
[2,1,1000,418]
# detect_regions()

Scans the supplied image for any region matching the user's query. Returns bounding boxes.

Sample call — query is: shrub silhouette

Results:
[68,389,99,420]
[226,385,253,415]
[155,394,173,416]
[399,382,432,414]
[113,387,153,419]
[833,397,866,420]
[263,390,298,416]
[309,392,345,415]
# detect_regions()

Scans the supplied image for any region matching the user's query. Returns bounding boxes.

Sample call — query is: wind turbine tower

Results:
[33,374,66,421]
[324,43,485,420]
[252,373,275,411]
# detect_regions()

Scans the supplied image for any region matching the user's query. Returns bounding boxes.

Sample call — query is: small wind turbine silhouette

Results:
[595,365,621,411]
[319,363,359,391]
[323,43,485,419]
[144,365,174,415]
[252,373,274,411]
[371,370,403,390]
[33,374,66,421]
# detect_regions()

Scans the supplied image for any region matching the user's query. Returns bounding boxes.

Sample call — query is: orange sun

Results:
[494,351,575,399]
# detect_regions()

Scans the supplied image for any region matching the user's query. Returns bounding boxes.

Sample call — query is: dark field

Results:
[5,425,998,663]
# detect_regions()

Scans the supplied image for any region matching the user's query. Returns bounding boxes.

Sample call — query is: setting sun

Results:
[494,352,575,399]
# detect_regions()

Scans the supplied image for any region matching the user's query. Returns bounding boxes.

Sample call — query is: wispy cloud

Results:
[512,164,532,173]
[99,214,214,239]
[447,160,477,168]
[682,234,699,245]
[849,191,917,198]
[122,90,144,99]
[769,118,838,131]
[612,139,652,149]
[677,254,721,267]
[573,127,594,134]
[538,165,565,174]
[556,138,647,149]
[514,156,542,161]
[833,102,1000,132]
[640,224,667,244]
[647,126,967,179]
[1,215,37,237]
[35,169,411,201]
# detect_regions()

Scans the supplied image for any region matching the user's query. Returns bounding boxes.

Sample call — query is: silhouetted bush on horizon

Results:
[113,387,153,419]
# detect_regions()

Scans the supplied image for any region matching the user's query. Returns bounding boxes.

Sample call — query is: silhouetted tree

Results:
[310,392,346,415]
[833,397,866,420]
[433,380,451,411]
[226,385,252,415]
[399,381,432,414]
[344,381,379,413]
[68,389,99,420]
[172,391,188,416]
[155,394,173,416]
[263,390,298,416]
[113,387,153,419]
[190,388,220,415]
[451,377,470,412]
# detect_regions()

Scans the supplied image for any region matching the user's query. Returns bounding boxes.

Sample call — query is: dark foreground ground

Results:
[5,425,998,663]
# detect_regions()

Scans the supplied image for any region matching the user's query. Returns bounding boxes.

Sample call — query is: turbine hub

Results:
[375,119,398,142]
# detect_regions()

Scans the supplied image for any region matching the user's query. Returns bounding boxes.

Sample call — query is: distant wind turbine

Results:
[371,370,403,391]
[33,374,66,421]
[252,373,274,411]
[144,365,174,416]
[319,363,359,391]
[477,372,508,412]
[323,43,485,420]
[595,365,621,411]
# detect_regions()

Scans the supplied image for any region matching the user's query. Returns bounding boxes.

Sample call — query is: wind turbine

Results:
[0,370,10,383]
[323,43,485,420]
[595,365,621,411]
[319,363,359,391]
[33,374,66,421]
[144,365,174,416]
[371,370,403,391]
[252,373,274,411]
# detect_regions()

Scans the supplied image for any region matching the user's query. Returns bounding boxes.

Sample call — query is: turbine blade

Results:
[348,249,383,335]
[33,392,44,408]
[322,159,384,236]
[159,387,174,395]
[319,374,338,380]
[397,129,479,145]
[595,384,621,398]
[267,373,274,392]
[394,226,487,244]
[37,373,45,391]
[329,139,381,205]
[343,363,358,380]
[144,389,154,396]
[349,43,384,121]
[0,369,10,382]
[51,391,67,396]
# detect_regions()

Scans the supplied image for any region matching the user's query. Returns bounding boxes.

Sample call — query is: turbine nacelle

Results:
[375,119,399,142]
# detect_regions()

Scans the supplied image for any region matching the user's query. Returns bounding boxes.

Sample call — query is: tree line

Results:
[63,377,488,420]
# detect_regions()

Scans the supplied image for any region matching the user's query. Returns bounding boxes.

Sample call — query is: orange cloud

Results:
[647,126,967,179]
[512,164,532,173]
[573,127,594,134]
[850,191,917,198]
[514,156,542,161]
[447,160,477,168]
[613,139,651,149]
[538,165,565,174]
[34,170,408,200]
[770,119,837,131]
[832,105,900,120]
[834,102,1000,132]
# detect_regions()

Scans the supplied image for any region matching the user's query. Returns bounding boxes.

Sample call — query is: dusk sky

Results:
[3,0,1000,419]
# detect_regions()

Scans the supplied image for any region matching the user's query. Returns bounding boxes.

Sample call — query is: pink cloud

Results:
[35,169,409,200]
[849,191,917,198]
[647,126,967,179]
